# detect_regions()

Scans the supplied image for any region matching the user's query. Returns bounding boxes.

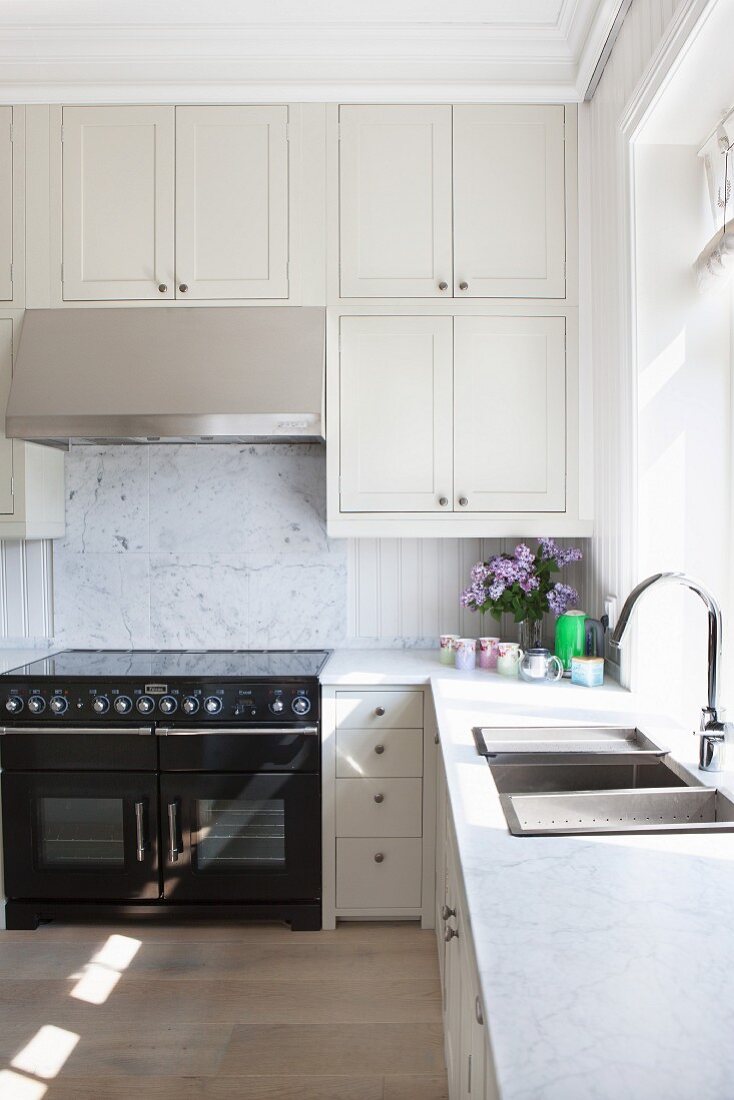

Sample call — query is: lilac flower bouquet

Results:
[460,539,582,625]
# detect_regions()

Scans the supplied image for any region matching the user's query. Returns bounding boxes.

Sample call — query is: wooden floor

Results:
[0,920,447,1100]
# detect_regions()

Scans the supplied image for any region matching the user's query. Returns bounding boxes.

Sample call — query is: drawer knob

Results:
[374,792,384,804]
[444,925,459,942]
[374,744,385,755]
[374,852,385,863]
[441,904,456,921]
[375,706,385,717]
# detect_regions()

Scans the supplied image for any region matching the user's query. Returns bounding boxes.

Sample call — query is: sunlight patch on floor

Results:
[0,1069,48,1099]
[11,1026,79,1079]
[69,933,141,1005]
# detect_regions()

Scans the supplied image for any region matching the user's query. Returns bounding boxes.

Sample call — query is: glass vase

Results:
[518,618,543,651]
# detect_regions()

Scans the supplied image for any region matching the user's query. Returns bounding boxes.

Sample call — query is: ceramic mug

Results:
[439,634,459,665]
[496,642,524,677]
[454,638,477,672]
[478,637,500,670]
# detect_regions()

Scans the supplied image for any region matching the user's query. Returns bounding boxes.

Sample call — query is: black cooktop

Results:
[2,649,331,681]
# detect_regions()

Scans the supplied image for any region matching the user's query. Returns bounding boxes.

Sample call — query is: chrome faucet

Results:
[610,572,728,771]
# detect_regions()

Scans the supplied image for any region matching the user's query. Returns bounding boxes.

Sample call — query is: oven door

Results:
[160,772,320,902]
[1,771,160,900]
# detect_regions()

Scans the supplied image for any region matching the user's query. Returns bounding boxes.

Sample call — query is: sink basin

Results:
[473,726,668,765]
[489,758,687,795]
[500,787,734,836]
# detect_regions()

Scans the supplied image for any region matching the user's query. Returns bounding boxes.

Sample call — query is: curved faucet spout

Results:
[610,572,722,716]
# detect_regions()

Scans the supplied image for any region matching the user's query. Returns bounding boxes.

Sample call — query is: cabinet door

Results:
[62,106,175,301]
[0,319,14,514]
[339,106,453,298]
[453,105,565,298]
[454,316,566,512]
[443,830,463,1098]
[0,107,12,301]
[460,939,487,1100]
[339,316,453,512]
[175,106,289,300]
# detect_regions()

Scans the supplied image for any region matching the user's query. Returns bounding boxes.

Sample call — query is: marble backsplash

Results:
[53,444,349,649]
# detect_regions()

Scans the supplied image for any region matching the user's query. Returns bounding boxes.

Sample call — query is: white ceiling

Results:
[0,0,621,104]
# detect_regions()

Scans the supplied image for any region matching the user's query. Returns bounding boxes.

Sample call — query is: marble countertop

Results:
[324,650,734,1099]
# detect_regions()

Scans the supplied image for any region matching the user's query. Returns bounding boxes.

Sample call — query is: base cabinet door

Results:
[62,106,175,301]
[339,315,453,512]
[453,105,566,298]
[175,106,289,300]
[339,105,453,298]
[454,316,566,512]
[0,318,14,514]
[0,107,12,302]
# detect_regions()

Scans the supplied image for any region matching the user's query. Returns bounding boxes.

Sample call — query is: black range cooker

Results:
[0,649,327,931]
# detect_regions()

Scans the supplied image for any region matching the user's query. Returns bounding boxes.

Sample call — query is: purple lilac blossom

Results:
[547,582,579,616]
[470,561,491,584]
[539,538,583,568]
[514,543,534,570]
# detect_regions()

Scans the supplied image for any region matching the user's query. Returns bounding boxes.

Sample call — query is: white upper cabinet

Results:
[0,107,13,302]
[453,105,566,298]
[0,318,14,513]
[175,106,288,300]
[62,106,175,301]
[453,316,566,512]
[339,106,453,298]
[339,316,453,512]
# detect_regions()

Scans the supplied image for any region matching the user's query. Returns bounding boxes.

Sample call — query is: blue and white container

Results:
[571,656,604,687]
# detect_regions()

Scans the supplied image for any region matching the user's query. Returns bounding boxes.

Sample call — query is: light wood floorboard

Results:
[0,921,447,1099]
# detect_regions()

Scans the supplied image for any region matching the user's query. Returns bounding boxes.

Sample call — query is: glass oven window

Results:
[37,797,125,868]
[195,798,286,871]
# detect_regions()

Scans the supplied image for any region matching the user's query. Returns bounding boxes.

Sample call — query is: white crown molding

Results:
[573,0,628,98]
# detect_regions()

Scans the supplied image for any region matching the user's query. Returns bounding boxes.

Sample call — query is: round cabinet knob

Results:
[374,852,385,864]
[114,695,132,715]
[438,496,448,507]
[374,743,385,755]
[204,696,223,715]
[28,695,46,714]
[373,793,384,804]
[5,696,23,713]
[270,697,285,714]
[374,706,385,717]
[178,283,189,294]
[444,925,459,942]
[136,695,155,715]
[441,904,456,921]
[92,696,110,715]
[182,696,199,715]
[458,496,468,507]
[157,283,168,294]
[49,696,68,715]
[458,281,469,291]
[292,696,311,716]
[159,695,177,715]
[438,281,448,291]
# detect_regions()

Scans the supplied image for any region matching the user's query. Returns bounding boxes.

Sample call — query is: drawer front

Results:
[336,728,423,779]
[336,838,422,909]
[336,690,423,730]
[336,778,422,838]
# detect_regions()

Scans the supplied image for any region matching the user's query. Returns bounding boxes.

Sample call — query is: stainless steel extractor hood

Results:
[6,307,325,446]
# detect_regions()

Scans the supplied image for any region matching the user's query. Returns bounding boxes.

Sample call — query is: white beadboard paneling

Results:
[586,0,683,660]
[0,540,53,642]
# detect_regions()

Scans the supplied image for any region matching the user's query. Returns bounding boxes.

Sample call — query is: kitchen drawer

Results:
[336,837,422,909]
[336,778,422,838]
[336,728,423,778]
[336,689,423,730]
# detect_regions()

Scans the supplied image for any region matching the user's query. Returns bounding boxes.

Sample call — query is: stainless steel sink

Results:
[489,758,687,795]
[500,787,734,836]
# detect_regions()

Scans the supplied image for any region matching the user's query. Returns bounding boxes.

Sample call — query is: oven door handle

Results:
[0,726,154,736]
[167,800,181,863]
[156,726,319,737]
[134,799,148,862]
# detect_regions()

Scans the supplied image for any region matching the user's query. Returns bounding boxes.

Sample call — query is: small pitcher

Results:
[519,647,564,683]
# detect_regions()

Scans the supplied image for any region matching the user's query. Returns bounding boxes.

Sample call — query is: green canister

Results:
[555,611,605,675]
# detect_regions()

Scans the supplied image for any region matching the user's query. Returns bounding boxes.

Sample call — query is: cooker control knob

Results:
[270,697,285,714]
[92,695,110,715]
[5,696,23,713]
[114,695,132,715]
[292,696,311,716]
[159,695,177,715]
[204,696,222,715]
[182,696,199,715]
[28,695,46,714]
[49,696,68,715]
[136,695,154,715]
